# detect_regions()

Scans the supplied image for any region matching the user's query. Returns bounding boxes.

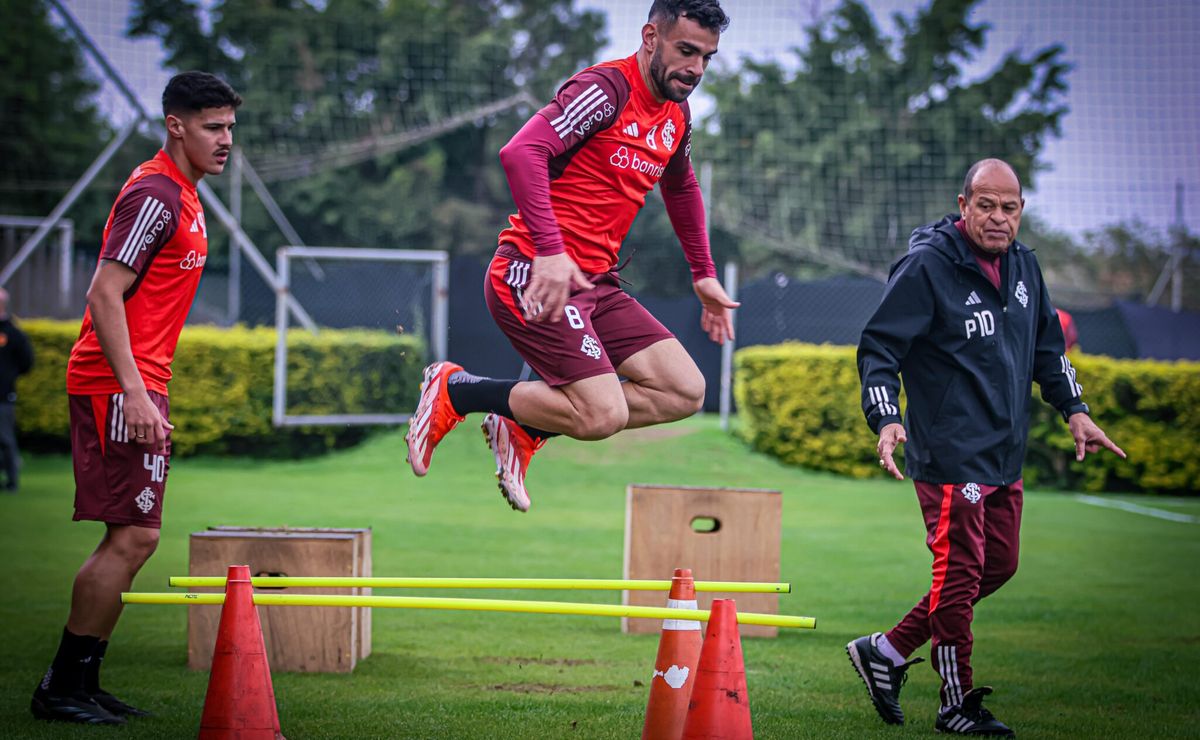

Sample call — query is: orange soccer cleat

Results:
[406,362,465,476]
[481,413,545,512]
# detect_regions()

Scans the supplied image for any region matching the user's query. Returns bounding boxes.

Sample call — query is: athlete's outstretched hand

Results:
[693,277,740,344]
[524,252,593,323]
[877,422,906,480]
[1068,412,1126,462]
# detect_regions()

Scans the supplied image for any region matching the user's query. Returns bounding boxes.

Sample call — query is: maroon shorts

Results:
[70,392,171,528]
[485,245,674,387]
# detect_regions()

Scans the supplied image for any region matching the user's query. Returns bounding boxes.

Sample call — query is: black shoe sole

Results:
[935,726,1016,737]
[31,696,125,725]
[92,693,153,718]
[846,642,904,726]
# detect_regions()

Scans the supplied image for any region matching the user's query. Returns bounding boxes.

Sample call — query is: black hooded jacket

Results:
[0,317,33,403]
[857,215,1089,485]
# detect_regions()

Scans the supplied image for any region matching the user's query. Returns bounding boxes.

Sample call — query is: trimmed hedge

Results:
[15,320,425,457]
[735,342,1200,495]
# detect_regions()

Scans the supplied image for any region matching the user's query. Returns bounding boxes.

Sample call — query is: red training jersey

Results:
[498,54,714,279]
[67,150,208,396]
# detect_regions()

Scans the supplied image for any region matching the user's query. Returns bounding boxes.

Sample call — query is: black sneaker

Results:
[31,687,126,725]
[91,689,153,717]
[846,632,924,725]
[935,686,1015,736]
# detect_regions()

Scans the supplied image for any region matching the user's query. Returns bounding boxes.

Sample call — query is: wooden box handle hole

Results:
[254,571,288,590]
[690,516,721,533]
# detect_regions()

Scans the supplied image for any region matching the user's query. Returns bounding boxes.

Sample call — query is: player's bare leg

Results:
[614,339,705,428]
[67,525,160,639]
[508,373,628,440]
[507,341,702,435]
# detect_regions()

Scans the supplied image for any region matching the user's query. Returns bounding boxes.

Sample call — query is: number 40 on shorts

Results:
[144,453,166,483]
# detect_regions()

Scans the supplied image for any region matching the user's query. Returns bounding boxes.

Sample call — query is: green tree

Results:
[701,0,1071,278]
[0,0,111,217]
[1080,222,1199,312]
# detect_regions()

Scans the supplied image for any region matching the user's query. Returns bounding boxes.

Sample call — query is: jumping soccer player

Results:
[32,72,241,725]
[406,0,735,512]
[848,159,1125,736]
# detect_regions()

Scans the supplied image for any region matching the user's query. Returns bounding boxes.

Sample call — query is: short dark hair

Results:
[962,158,1023,200]
[648,0,729,33]
[162,71,242,117]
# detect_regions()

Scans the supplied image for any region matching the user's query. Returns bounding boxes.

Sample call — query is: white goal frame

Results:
[273,246,449,427]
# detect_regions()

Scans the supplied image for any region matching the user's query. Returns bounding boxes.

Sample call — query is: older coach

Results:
[847,159,1125,737]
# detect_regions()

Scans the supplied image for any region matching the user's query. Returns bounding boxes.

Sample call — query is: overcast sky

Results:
[63,0,1199,236]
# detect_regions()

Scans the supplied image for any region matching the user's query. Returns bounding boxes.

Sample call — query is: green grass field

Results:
[1,416,1197,738]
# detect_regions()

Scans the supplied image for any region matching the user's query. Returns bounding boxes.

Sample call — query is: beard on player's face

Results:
[650,45,699,103]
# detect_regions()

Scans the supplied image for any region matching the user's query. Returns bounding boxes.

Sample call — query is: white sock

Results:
[875,633,907,666]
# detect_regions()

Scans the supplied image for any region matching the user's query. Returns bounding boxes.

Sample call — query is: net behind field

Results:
[275,250,446,422]
[286,259,435,334]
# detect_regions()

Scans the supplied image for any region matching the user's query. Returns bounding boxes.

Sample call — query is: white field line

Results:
[1074,494,1200,524]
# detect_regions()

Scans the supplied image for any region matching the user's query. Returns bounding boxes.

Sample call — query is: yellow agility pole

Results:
[124,592,816,630]
[168,576,792,593]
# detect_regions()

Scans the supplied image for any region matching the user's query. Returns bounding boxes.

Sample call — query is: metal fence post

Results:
[272,249,291,427]
[432,254,450,362]
[719,261,739,432]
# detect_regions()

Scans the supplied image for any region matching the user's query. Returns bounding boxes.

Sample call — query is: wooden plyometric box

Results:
[622,485,781,638]
[205,526,373,661]
[188,527,372,673]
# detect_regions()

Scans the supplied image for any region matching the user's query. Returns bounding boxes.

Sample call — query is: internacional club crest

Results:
[135,486,157,513]
[580,334,602,360]
[962,482,982,504]
[1014,280,1029,308]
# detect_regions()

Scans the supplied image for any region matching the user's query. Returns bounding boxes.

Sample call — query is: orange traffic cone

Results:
[199,565,285,739]
[681,599,753,740]
[642,568,704,740]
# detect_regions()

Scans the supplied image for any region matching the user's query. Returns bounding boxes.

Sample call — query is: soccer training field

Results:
[1,416,1196,738]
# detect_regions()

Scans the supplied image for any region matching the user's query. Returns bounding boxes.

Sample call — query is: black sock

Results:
[42,628,99,695]
[446,372,519,416]
[445,371,560,441]
[84,640,107,694]
[520,425,559,442]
